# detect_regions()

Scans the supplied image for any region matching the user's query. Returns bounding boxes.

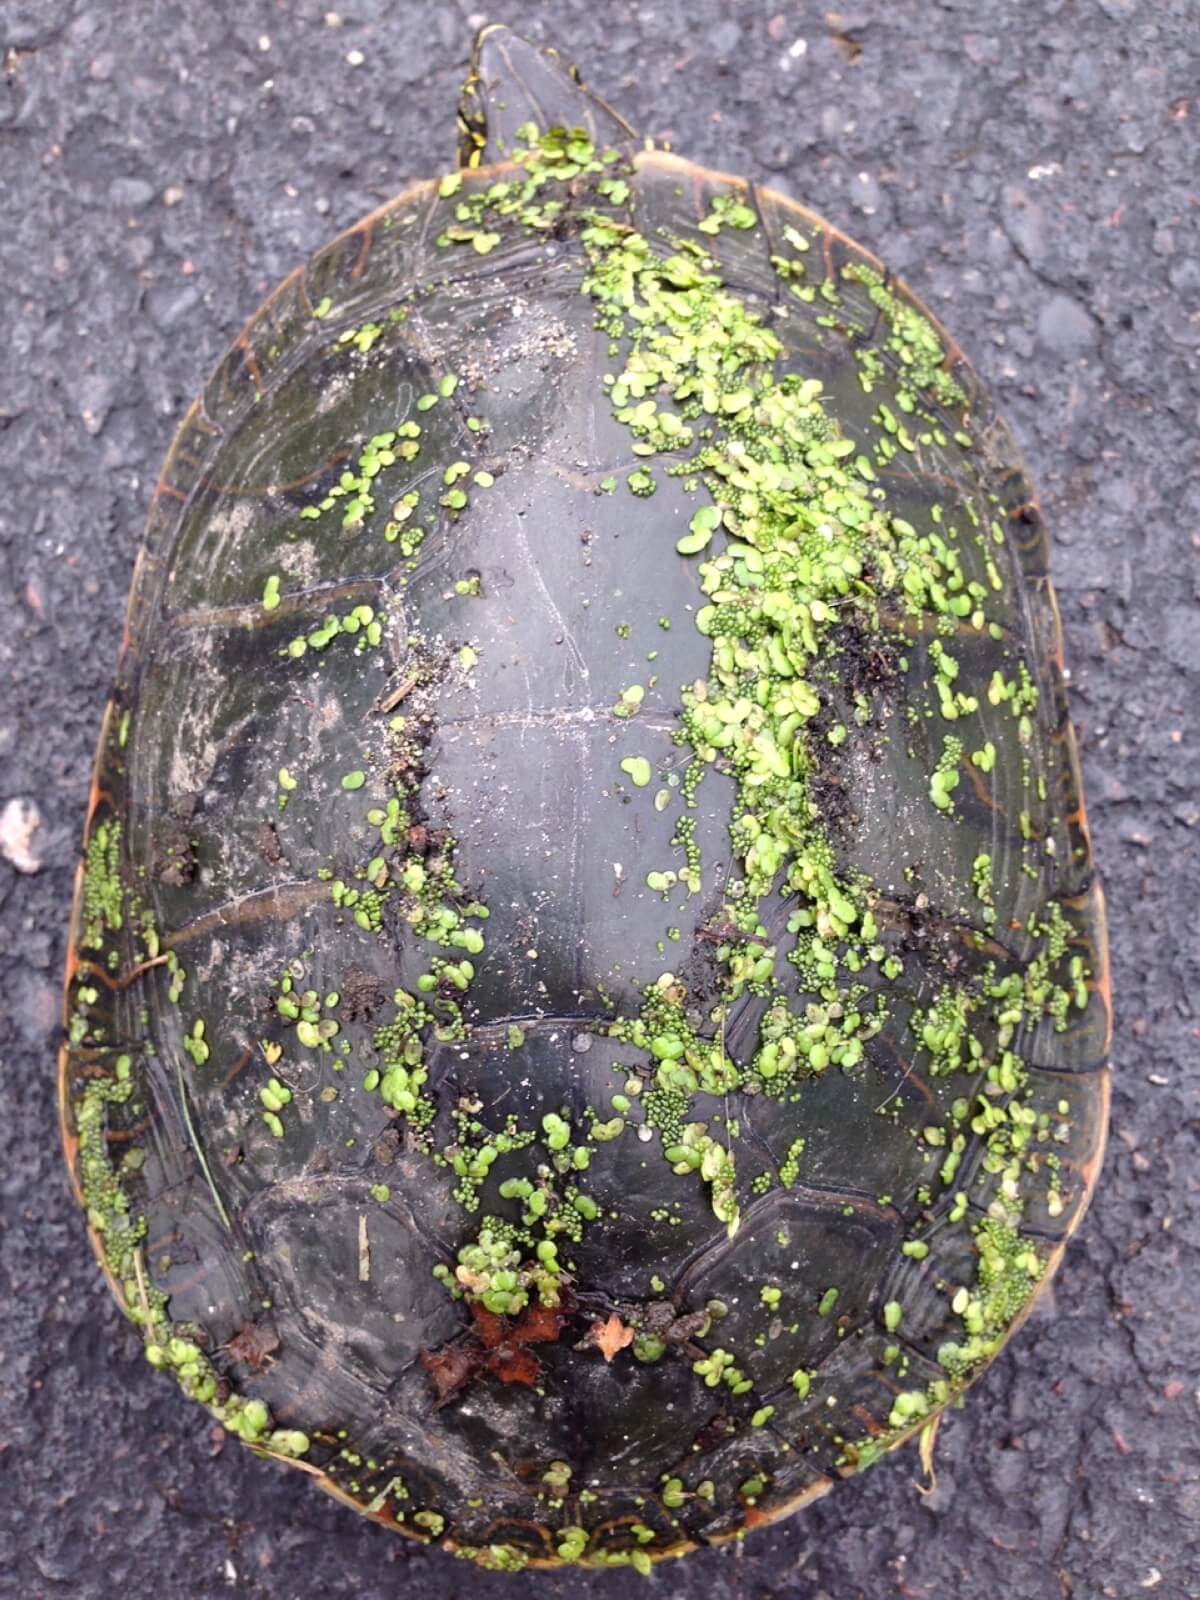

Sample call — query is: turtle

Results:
[59,23,1110,1574]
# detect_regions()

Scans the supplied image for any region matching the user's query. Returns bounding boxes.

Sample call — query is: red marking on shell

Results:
[820,223,837,283]
[850,1403,883,1435]
[234,333,262,390]
[102,1116,153,1144]
[350,223,373,281]
[221,1048,254,1089]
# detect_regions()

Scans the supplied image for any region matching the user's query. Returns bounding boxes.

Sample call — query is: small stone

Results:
[0,797,44,874]
[77,373,117,436]
[709,19,740,55]
[108,176,155,211]
[1036,294,1098,356]
[1164,608,1200,672]
[148,284,200,331]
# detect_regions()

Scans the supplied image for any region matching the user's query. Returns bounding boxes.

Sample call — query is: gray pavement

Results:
[2,2,1197,1597]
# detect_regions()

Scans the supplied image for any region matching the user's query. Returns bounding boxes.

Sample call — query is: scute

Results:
[203,267,315,432]
[61,33,1108,1575]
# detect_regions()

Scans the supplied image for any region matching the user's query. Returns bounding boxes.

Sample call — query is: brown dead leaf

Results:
[225,1318,280,1373]
[424,1295,570,1401]
[587,1313,635,1363]
[419,1344,477,1406]
[487,1346,540,1387]
[512,1300,567,1346]
[468,1301,505,1350]
[469,1297,566,1351]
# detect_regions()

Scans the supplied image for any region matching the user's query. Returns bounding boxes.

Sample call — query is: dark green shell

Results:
[61,27,1108,1574]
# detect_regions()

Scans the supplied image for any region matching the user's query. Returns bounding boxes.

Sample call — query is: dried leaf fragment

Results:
[586,1313,635,1362]
[419,1344,477,1406]
[915,1413,941,1496]
[488,1346,540,1387]
[225,1317,280,1373]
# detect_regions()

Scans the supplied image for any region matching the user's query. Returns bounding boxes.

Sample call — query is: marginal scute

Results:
[203,268,315,431]
[979,426,1053,578]
[155,402,223,506]
[765,1329,949,1465]
[957,1063,1110,1237]
[1016,883,1111,1071]
[303,186,437,332]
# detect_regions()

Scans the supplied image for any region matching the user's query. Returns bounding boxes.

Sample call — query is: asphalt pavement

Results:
[1,2,1197,1597]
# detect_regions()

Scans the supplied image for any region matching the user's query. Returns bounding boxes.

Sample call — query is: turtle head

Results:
[457,23,639,169]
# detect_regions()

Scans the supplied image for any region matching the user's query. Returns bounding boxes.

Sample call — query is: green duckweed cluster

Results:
[75,1058,307,1461]
[79,819,124,952]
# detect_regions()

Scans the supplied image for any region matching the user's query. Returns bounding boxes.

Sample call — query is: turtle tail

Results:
[457,23,639,169]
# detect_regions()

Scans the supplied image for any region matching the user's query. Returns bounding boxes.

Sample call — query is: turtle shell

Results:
[60,27,1109,1574]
